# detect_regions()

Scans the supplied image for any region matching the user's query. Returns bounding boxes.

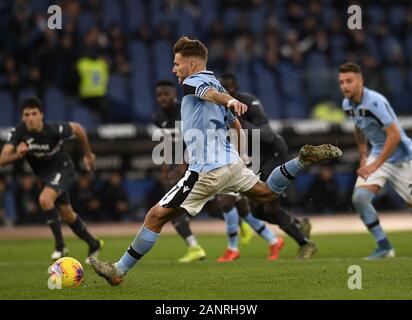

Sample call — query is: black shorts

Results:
[55,191,71,206]
[40,167,76,205]
[159,171,199,209]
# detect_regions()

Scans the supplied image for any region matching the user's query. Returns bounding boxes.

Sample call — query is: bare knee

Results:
[352,187,374,210]
[39,194,55,211]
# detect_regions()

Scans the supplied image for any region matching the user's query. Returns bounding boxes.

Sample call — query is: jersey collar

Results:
[191,70,214,76]
[349,87,368,109]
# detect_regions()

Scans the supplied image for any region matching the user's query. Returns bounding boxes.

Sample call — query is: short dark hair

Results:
[173,36,208,61]
[19,96,43,115]
[156,79,175,89]
[339,62,362,74]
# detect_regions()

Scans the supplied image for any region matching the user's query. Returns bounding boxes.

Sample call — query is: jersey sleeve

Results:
[51,122,74,139]
[6,127,22,147]
[226,109,238,124]
[182,76,211,99]
[369,98,395,127]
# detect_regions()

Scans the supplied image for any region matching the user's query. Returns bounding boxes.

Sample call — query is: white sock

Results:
[186,235,198,247]
[269,238,278,245]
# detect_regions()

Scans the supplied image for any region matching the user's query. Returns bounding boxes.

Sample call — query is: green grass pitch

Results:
[1,232,411,300]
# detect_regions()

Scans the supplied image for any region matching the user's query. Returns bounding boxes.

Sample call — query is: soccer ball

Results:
[50,257,84,288]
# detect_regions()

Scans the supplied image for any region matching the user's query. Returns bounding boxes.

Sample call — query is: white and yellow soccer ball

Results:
[50,257,84,288]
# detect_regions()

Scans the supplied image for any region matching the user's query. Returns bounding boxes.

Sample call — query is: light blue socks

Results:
[115,227,160,274]
[266,158,304,194]
[243,213,277,244]
[223,207,239,250]
[352,188,392,250]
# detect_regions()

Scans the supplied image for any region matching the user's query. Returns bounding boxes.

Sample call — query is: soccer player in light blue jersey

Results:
[89,37,342,286]
[339,62,412,260]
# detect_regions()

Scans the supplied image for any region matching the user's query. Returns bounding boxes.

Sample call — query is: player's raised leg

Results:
[243,144,343,202]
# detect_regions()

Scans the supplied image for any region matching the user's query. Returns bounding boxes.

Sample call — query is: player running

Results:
[339,62,412,260]
[0,97,103,263]
[90,37,342,285]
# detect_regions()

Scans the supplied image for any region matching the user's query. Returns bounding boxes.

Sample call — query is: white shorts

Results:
[159,159,259,216]
[355,156,412,205]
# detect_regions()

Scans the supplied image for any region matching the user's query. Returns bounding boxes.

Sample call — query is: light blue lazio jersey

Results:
[181,70,239,173]
[342,87,412,164]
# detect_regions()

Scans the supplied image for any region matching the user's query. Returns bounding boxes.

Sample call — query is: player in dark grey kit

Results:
[0,97,102,263]
[218,73,317,260]
[153,80,206,262]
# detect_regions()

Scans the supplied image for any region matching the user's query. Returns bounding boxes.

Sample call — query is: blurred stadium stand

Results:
[1,0,412,222]
[0,0,411,126]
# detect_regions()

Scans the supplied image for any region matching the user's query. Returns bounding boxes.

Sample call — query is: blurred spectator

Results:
[99,172,130,221]
[14,174,42,224]
[70,174,103,221]
[311,101,346,123]
[0,176,16,226]
[1,55,21,104]
[284,1,304,32]
[0,176,6,225]
[360,53,382,91]
[0,0,412,124]
[59,31,80,97]
[303,165,341,213]
[281,30,312,60]
[77,26,109,121]
[107,24,131,76]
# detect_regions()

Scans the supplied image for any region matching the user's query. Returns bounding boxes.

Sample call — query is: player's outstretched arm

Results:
[202,88,247,116]
[69,122,96,171]
[0,143,28,167]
